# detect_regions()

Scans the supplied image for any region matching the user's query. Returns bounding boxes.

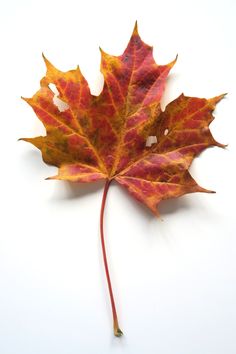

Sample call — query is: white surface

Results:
[0,0,235,353]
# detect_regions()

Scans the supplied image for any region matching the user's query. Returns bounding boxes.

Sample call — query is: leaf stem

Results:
[100,179,123,337]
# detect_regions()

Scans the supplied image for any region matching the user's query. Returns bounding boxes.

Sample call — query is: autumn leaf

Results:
[20,22,225,337]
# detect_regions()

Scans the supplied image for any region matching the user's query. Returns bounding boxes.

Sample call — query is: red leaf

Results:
[21,22,226,336]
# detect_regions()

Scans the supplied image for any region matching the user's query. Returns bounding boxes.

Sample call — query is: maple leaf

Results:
[20,22,225,337]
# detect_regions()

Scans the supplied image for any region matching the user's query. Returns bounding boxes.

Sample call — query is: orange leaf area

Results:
[21,22,225,215]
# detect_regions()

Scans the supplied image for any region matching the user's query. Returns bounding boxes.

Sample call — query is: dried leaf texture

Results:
[21,22,225,214]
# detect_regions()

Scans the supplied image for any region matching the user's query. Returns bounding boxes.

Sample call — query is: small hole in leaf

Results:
[49,83,69,112]
[49,83,59,95]
[146,136,157,147]
[53,97,69,112]
[164,128,169,136]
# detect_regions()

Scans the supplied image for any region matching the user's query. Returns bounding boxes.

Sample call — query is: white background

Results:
[0,0,235,353]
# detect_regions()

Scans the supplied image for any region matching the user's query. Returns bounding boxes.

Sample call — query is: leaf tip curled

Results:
[42,52,50,67]
[169,54,178,69]
[214,140,228,149]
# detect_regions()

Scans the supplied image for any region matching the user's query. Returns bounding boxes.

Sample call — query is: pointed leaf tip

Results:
[42,52,49,65]
[133,20,138,35]
[99,46,108,57]
[215,93,228,102]
[45,176,57,180]
[169,54,178,68]
[154,208,161,218]
[209,93,227,106]
[99,46,111,63]
[99,46,104,54]
[198,186,216,194]
[21,96,30,103]
[42,53,55,71]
